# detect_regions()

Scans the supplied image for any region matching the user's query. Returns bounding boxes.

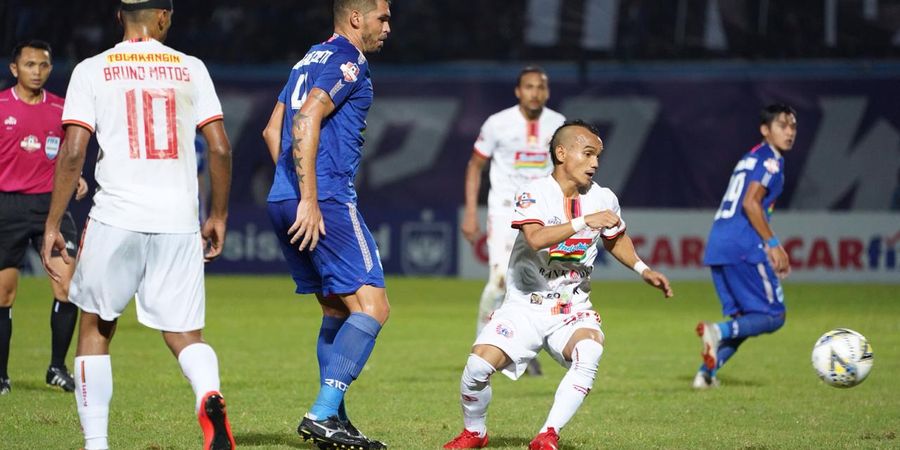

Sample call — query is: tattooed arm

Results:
[288,87,336,251]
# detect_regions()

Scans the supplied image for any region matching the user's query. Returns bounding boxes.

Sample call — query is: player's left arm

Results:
[743,181,790,278]
[200,119,232,262]
[602,233,673,298]
[41,125,91,281]
[262,101,285,164]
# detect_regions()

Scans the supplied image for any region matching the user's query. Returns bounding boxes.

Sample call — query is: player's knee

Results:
[0,285,15,307]
[462,353,495,390]
[768,314,785,333]
[571,339,604,380]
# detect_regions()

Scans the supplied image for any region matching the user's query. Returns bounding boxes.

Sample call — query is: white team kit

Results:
[473,106,565,269]
[62,38,223,330]
[475,176,626,379]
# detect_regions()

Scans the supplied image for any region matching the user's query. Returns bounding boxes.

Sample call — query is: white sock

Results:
[177,343,221,412]
[74,355,113,450]
[541,339,604,433]
[475,272,505,335]
[460,353,495,437]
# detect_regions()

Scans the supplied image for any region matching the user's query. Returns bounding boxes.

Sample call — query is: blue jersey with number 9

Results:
[267,34,372,204]
[704,142,785,265]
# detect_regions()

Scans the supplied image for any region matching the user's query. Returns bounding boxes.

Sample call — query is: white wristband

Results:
[570,216,587,233]
[633,260,650,275]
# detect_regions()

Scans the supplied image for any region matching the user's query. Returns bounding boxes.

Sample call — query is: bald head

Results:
[549,120,602,165]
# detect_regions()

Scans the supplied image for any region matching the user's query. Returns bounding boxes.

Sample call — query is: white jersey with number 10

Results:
[62,38,223,233]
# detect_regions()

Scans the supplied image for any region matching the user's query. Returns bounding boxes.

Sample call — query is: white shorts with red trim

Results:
[474,303,603,380]
[69,218,206,331]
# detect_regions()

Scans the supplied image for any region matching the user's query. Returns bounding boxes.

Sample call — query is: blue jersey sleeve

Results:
[746,147,782,189]
[314,50,364,106]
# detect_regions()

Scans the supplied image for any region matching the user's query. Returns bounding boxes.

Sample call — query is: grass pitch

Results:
[1,275,898,449]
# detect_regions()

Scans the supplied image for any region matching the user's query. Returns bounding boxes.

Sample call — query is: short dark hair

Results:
[760,103,796,126]
[548,120,601,165]
[333,0,389,20]
[12,40,52,63]
[516,65,547,87]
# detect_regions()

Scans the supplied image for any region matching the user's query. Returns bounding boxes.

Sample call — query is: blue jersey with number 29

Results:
[704,142,785,265]
[267,34,372,204]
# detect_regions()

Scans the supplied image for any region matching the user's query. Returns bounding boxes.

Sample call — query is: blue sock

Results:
[317,316,348,420]
[310,312,382,420]
[719,313,784,340]
[712,337,747,376]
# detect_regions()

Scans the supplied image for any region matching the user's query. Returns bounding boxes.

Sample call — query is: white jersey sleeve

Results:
[61,62,96,132]
[595,186,626,239]
[510,182,550,228]
[191,58,223,127]
[473,115,497,159]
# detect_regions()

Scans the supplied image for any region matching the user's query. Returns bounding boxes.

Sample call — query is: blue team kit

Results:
[267,34,384,296]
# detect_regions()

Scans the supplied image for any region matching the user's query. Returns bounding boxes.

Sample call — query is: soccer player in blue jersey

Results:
[695,103,797,389]
[262,0,391,448]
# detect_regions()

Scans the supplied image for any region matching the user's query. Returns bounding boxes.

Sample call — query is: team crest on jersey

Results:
[764,158,780,174]
[516,192,536,209]
[3,116,16,126]
[20,135,41,152]
[44,136,61,159]
[340,61,360,82]
[549,238,592,262]
[495,323,514,338]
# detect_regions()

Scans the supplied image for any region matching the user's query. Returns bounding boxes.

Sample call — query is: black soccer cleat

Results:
[344,419,387,449]
[298,414,370,450]
[46,366,76,392]
[0,377,10,395]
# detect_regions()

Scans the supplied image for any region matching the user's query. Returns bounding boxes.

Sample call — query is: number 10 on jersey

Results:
[125,88,178,159]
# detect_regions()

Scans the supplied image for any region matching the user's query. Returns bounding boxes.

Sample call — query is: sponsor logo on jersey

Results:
[515,192,536,209]
[549,238,592,261]
[106,53,181,64]
[764,157,781,174]
[340,61,360,82]
[20,134,41,152]
[3,116,16,126]
[45,136,61,159]
[530,293,543,305]
[514,151,548,169]
[548,216,562,225]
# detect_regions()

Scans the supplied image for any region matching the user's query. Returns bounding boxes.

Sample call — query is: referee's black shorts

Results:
[0,192,78,270]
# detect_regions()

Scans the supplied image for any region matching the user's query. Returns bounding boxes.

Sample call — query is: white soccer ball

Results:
[811,328,874,388]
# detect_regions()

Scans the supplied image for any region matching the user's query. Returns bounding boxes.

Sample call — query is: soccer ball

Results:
[811,328,874,388]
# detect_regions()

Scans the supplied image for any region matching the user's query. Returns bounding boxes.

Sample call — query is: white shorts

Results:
[69,218,205,332]
[486,212,519,270]
[475,304,603,380]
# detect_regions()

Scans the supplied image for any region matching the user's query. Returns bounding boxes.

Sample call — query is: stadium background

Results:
[1,0,898,283]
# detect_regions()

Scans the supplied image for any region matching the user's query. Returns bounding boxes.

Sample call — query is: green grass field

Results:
[1,275,898,449]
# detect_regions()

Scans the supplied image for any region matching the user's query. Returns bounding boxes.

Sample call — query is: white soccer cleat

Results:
[692,370,720,389]
[696,321,721,371]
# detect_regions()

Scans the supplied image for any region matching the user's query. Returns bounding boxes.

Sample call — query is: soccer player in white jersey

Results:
[40,1,236,449]
[462,66,565,375]
[445,120,674,450]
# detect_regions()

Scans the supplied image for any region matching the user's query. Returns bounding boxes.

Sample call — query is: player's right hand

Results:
[461,213,481,245]
[202,217,227,262]
[40,227,70,282]
[585,210,620,230]
[767,245,792,279]
[290,199,326,251]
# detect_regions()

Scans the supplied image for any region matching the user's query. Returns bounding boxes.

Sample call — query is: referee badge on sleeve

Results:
[45,136,61,159]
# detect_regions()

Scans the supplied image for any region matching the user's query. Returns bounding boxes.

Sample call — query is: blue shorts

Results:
[267,199,385,297]
[710,261,785,318]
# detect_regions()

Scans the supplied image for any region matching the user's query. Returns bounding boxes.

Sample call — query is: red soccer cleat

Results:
[198,391,237,450]
[443,429,489,449]
[529,427,560,450]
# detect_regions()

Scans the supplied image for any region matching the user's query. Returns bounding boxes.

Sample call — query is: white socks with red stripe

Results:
[177,343,221,413]
[74,355,113,450]
[541,339,604,433]
[460,353,495,437]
